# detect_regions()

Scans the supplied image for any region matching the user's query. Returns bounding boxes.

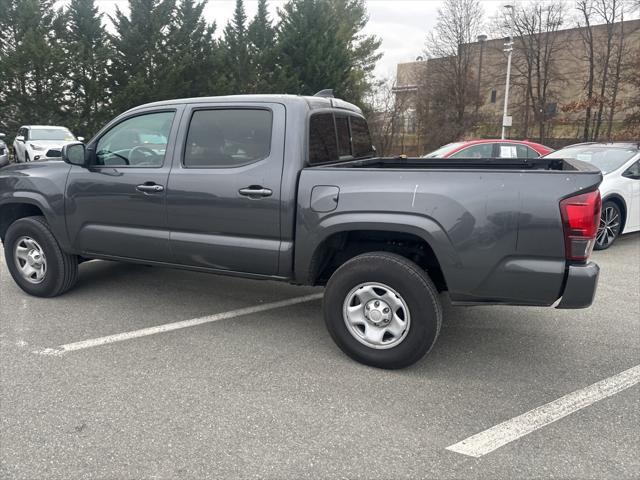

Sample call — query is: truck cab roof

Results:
[126,94,363,116]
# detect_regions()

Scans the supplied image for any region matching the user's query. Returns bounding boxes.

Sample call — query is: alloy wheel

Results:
[596,205,620,249]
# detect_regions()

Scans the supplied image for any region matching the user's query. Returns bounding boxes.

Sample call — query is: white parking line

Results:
[446,364,640,458]
[36,293,323,355]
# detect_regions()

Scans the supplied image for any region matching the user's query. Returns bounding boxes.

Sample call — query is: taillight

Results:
[559,190,602,261]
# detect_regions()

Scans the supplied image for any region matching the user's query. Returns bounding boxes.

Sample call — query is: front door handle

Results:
[238,186,273,198]
[136,183,164,193]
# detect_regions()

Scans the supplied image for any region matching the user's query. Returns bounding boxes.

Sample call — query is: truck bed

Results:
[295,157,602,306]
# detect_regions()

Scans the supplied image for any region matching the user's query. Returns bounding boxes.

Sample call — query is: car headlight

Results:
[30,143,46,151]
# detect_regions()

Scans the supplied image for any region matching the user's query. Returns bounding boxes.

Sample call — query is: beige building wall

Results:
[393,19,640,155]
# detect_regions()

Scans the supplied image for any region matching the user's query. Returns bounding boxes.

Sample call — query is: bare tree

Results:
[367,77,411,156]
[424,0,484,139]
[499,1,566,143]
[605,7,632,139]
[576,0,597,141]
[592,0,628,139]
[575,0,635,141]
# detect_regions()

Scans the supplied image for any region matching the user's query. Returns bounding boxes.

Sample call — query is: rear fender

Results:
[294,211,460,287]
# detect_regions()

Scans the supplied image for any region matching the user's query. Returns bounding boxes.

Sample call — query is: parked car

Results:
[0,133,9,168]
[423,139,553,159]
[0,94,602,369]
[545,142,640,249]
[12,125,83,163]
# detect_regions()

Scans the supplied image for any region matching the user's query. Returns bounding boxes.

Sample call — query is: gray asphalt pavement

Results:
[1,233,639,479]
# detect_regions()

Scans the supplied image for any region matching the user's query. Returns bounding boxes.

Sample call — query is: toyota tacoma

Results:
[0,94,602,368]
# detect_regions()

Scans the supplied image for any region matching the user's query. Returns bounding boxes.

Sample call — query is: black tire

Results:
[323,252,442,369]
[4,216,78,297]
[594,200,622,250]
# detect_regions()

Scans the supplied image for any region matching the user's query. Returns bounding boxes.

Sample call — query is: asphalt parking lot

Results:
[1,234,639,479]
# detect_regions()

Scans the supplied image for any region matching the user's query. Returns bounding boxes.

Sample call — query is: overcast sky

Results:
[91,0,637,80]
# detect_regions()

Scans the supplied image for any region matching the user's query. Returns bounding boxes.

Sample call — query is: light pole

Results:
[501,4,514,140]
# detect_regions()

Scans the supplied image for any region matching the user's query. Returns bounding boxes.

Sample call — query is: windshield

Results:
[30,128,75,141]
[423,142,465,158]
[545,146,637,174]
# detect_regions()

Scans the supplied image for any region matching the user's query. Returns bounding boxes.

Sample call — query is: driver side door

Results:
[65,107,182,262]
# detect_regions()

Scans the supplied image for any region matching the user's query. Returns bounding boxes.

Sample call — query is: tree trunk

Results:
[606,19,625,140]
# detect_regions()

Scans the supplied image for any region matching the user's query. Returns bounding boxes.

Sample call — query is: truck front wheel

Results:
[323,252,442,369]
[4,216,78,297]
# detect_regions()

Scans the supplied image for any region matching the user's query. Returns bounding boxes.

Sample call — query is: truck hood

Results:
[0,158,68,177]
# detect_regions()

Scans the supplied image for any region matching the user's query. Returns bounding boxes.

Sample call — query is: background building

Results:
[390,19,640,156]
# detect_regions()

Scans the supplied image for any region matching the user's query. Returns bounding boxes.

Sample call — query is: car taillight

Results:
[559,190,601,261]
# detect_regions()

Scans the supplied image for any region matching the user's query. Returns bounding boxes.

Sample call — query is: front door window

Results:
[96,112,174,167]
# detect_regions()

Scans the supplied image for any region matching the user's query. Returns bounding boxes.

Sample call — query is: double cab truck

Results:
[0,94,602,368]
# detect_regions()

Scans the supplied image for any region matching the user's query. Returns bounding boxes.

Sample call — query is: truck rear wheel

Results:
[323,252,442,369]
[4,216,78,297]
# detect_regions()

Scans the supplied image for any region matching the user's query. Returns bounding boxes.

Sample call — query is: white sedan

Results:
[13,125,83,163]
[545,143,640,249]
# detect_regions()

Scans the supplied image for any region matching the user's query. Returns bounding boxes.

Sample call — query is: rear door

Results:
[166,102,285,275]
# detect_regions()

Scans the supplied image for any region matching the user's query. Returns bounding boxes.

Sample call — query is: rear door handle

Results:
[136,183,164,193]
[238,186,273,198]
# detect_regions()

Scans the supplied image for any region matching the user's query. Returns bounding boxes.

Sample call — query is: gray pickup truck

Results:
[0,94,602,368]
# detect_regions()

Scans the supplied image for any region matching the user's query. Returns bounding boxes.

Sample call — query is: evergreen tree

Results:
[220,0,251,93]
[160,0,219,99]
[276,0,381,105]
[247,0,278,93]
[109,0,175,112]
[59,0,111,138]
[328,0,382,104]
[0,0,68,133]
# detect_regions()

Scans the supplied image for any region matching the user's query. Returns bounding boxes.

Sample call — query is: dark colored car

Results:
[423,139,553,159]
[0,94,602,369]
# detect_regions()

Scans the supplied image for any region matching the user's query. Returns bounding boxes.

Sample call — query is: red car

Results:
[423,139,553,159]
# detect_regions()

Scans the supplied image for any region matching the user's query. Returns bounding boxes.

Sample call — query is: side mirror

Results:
[15,135,25,142]
[77,136,84,142]
[61,142,87,167]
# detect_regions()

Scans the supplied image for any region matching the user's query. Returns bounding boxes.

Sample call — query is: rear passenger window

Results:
[336,115,351,157]
[309,113,338,165]
[184,109,272,168]
[350,116,374,158]
[450,143,494,158]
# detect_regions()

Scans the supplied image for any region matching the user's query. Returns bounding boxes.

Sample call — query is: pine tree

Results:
[159,0,219,99]
[59,0,111,137]
[276,0,381,105]
[220,0,251,94]
[328,0,382,104]
[109,0,176,112]
[0,0,68,133]
[246,0,278,93]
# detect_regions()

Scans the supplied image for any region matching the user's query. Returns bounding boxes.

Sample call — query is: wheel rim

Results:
[14,236,47,284]
[596,206,620,248]
[342,282,410,349]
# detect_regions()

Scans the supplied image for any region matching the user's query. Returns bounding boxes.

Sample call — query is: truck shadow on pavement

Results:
[61,259,587,378]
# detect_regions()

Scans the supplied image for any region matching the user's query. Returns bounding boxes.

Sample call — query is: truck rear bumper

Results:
[556,262,599,309]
